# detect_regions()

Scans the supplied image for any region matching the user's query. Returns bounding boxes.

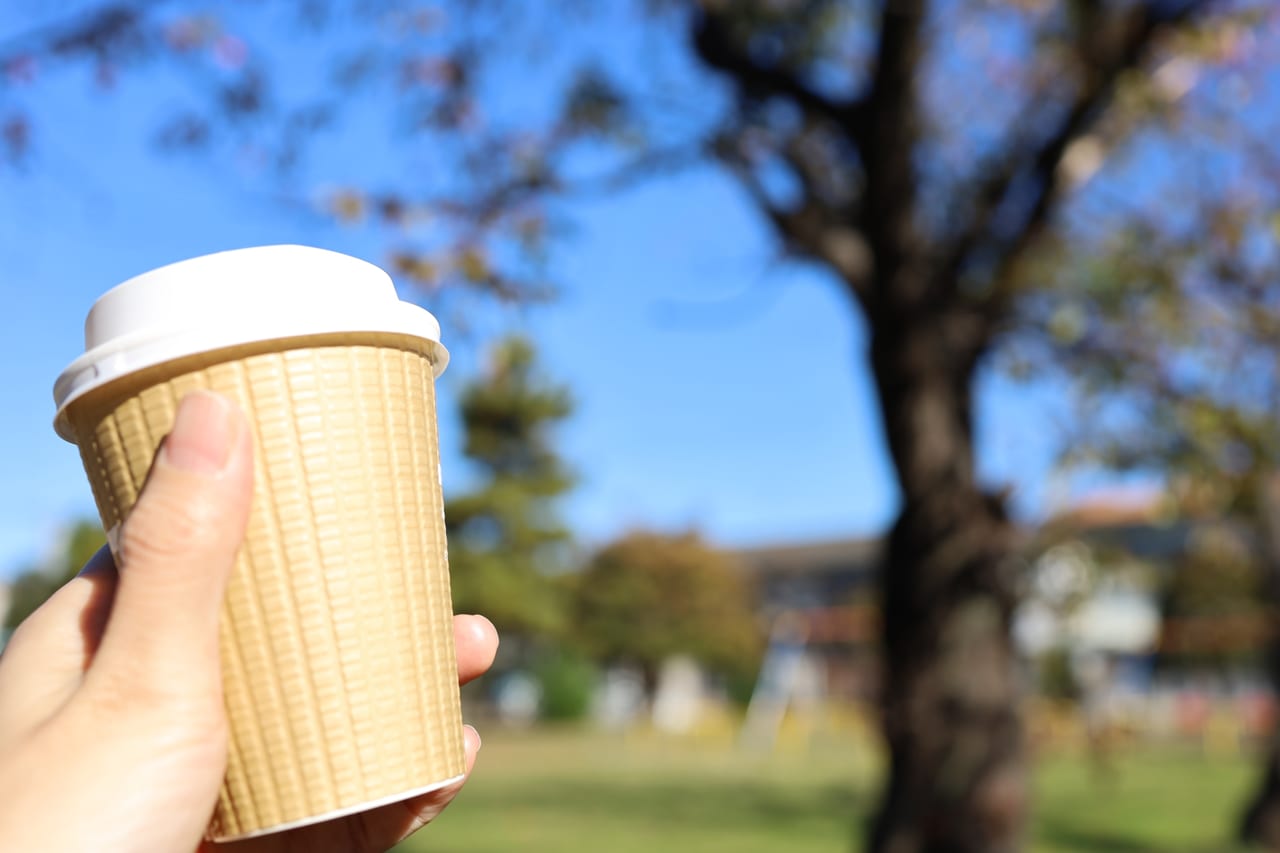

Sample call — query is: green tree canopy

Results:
[572,531,762,685]
[446,335,574,639]
[5,520,106,633]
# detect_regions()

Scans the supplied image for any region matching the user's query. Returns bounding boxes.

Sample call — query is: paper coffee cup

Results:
[53,246,465,841]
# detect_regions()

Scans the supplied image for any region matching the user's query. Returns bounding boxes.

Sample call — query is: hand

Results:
[202,614,494,853]
[0,391,498,853]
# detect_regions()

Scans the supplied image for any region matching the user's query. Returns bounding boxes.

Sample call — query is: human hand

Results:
[0,391,497,853]
[202,610,495,853]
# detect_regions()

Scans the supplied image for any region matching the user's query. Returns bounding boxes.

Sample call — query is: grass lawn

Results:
[395,726,1257,853]
[1033,748,1255,853]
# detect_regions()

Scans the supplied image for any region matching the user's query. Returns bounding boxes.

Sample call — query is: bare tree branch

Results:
[947,0,1216,320]
[689,8,860,137]
[0,0,168,64]
[721,145,871,298]
[568,143,708,197]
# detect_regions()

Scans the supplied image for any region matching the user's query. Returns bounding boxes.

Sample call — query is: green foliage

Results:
[4,520,106,632]
[533,649,597,722]
[721,666,760,709]
[1038,647,1080,704]
[572,531,763,682]
[446,336,574,639]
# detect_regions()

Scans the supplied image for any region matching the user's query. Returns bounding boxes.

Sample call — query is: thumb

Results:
[88,390,254,700]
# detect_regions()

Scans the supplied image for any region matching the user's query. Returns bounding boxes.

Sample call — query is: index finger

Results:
[454,614,498,685]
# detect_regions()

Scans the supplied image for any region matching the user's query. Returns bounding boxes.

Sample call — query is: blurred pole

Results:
[740,611,808,751]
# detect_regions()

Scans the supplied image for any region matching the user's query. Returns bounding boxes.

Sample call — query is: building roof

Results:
[1045,488,1168,529]
[732,536,883,577]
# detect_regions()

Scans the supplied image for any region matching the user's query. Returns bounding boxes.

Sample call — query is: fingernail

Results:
[467,614,498,642]
[465,724,482,751]
[162,391,237,475]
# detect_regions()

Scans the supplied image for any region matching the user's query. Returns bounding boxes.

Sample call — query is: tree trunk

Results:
[1239,484,1280,847]
[1240,748,1280,848]
[865,306,1026,853]
[1238,581,1280,846]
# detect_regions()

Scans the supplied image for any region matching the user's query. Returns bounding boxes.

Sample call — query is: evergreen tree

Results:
[446,336,574,641]
[5,520,106,632]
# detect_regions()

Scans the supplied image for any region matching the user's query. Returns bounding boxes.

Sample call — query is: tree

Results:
[1019,136,1280,839]
[445,335,574,640]
[4,1,1265,849]
[4,520,106,633]
[572,530,762,690]
[992,16,1280,833]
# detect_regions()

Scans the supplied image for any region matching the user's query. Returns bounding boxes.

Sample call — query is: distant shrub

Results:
[535,649,597,721]
[1039,647,1079,703]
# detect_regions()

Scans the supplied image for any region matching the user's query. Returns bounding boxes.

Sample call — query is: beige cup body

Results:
[65,334,465,841]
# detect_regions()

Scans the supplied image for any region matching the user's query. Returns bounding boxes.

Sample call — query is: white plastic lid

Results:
[53,245,448,440]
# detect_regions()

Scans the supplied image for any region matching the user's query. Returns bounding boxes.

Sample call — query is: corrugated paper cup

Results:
[52,246,466,841]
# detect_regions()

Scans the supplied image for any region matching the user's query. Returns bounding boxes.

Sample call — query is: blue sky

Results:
[0,3,1066,577]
